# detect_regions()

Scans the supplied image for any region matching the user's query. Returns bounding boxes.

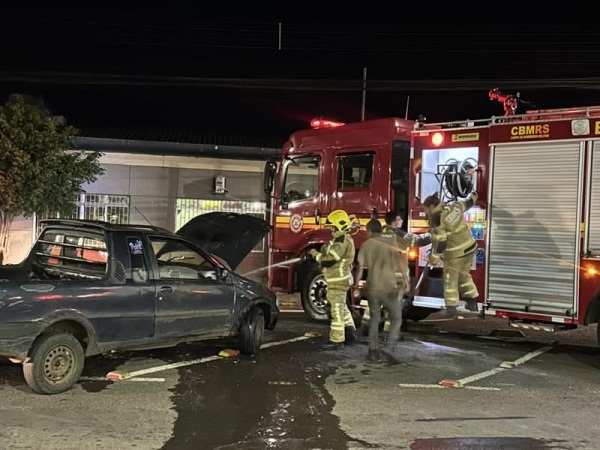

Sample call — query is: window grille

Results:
[35,194,130,236]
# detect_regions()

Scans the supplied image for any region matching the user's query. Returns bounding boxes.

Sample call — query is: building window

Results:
[176,199,267,252]
[337,153,374,189]
[35,194,130,236]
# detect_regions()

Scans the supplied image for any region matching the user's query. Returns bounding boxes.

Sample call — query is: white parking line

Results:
[80,376,166,382]
[398,383,500,391]
[439,346,552,388]
[106,332,320,381]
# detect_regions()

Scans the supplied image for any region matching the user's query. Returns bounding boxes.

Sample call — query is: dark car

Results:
[0,212,279,394]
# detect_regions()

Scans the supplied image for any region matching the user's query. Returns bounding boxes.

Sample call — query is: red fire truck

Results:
[264,94,600,345]
[263,117,418,322]
[410,96,600,343]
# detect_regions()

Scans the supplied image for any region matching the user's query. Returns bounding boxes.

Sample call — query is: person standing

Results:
[353,219,405,362]
[361,212,431,339]
[422,191,479,318]
[310,209,357,350]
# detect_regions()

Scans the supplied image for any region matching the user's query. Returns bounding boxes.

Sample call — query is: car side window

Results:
[149,237,217,281]
[127,237,149,284]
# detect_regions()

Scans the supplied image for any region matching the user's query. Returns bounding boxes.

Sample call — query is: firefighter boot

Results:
[442,306,458,319]
[367,349,383,362]
[344,327,357,346]
[321,340,344,350]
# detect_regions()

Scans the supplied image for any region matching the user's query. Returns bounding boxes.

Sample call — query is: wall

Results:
[4,152,269,277]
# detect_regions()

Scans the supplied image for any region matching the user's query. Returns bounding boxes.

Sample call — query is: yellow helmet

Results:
[325,209,351,232]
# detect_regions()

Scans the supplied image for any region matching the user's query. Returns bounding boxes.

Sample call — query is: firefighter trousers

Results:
[328,282,355,343]
[443,253,479,307]
[366,287,403,350]
[362,284,403,333]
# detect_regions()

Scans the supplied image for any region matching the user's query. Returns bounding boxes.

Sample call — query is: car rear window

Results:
[35,228,109,280]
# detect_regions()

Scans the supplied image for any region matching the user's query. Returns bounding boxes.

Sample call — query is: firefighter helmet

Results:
[325,210,352,232]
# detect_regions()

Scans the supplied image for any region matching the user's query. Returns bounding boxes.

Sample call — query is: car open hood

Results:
[176,212,272,270]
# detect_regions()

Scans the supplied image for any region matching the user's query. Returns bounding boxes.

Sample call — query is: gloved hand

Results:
[428,254,441,266]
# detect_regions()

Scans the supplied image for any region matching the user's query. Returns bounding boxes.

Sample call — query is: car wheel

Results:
[239,306,265,356]
[300,266,329,323]
[23,332,85,395]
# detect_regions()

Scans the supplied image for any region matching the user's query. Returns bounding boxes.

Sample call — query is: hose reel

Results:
[437,157,478,202]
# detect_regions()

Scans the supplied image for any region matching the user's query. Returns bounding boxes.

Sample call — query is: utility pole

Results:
[361,67,367,121]
[405,95,410,120]
[278,22,282,50]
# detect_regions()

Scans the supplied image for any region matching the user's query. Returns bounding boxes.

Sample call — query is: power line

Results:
[3,70,600,92]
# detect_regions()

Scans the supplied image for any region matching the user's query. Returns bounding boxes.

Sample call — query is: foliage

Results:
[0,94,105,255]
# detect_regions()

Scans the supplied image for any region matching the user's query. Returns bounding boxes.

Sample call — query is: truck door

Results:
[329,149,382,217]
[149,236,235,338]
[275,154,325,249]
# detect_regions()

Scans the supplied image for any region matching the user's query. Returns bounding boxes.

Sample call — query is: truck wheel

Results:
[23,332,85,395]
[239,306,265,356]
[300,266,329,323]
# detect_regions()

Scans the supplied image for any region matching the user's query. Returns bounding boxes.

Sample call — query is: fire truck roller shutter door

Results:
[486,141,582,316]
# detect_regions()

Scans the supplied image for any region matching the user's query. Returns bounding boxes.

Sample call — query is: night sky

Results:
[3,8,600,144]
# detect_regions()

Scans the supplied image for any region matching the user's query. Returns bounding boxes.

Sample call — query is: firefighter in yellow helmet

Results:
[309,209,357,350]
[422,191,479,318]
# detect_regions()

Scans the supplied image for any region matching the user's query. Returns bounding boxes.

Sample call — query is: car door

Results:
[148,235,235,338]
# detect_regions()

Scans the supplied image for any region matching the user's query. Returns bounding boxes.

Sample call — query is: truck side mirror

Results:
[263,160,277,194]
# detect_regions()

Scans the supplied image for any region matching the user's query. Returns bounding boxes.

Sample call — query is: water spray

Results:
[242,257,303,277]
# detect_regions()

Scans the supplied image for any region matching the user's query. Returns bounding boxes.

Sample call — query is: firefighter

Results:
[309,209,357,350]
[353,219,405,361]
[422,191,479,318]
[360,212,431,339]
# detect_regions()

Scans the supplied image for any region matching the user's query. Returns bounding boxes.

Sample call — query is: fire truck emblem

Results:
[290,214,304,233]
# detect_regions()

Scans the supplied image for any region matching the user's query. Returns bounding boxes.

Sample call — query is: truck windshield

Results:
[282,155,320,202]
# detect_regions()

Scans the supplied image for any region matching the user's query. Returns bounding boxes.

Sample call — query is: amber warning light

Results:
[431,132,444,147]
[311,118,345,129]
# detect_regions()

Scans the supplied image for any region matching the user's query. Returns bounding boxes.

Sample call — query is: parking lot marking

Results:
[106,332,320,380]
[80,376,166,382]
[398,383,500,391]
[438,345,552,388]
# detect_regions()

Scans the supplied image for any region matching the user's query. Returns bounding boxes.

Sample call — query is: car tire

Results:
[23,332,85,395]
[239,306,265,356]
[300,265,329,323]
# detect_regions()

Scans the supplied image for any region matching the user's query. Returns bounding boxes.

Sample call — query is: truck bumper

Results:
[0,322,44,361]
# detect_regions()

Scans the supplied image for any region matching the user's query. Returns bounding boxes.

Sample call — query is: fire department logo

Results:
[290,214,304,233]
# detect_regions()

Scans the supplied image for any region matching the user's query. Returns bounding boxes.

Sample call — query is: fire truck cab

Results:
[264,118,414,322]
[410,105,600,343]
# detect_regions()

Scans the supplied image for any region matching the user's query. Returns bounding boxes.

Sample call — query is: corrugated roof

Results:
[78,126,284,150]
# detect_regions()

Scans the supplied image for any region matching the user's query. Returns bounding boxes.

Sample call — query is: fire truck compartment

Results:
[486,141,583,317]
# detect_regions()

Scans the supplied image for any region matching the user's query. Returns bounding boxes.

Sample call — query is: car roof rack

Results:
[39,219,173,235]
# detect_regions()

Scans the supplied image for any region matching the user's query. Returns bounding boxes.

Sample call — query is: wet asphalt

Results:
[1,312,600,449]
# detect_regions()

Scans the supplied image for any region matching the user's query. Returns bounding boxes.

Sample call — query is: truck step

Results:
[509,321,576,333]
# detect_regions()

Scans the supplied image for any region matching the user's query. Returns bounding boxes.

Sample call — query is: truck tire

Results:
[23,332,85,395]
[300,266,329,323]
[239,306,265,356]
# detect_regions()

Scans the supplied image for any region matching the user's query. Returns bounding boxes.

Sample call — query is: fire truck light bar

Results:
[311,118,345,129]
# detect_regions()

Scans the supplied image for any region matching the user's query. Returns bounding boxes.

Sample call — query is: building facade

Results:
[4,133,280,281]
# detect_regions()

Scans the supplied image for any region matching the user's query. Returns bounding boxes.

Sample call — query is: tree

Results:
[0,94,105,259]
